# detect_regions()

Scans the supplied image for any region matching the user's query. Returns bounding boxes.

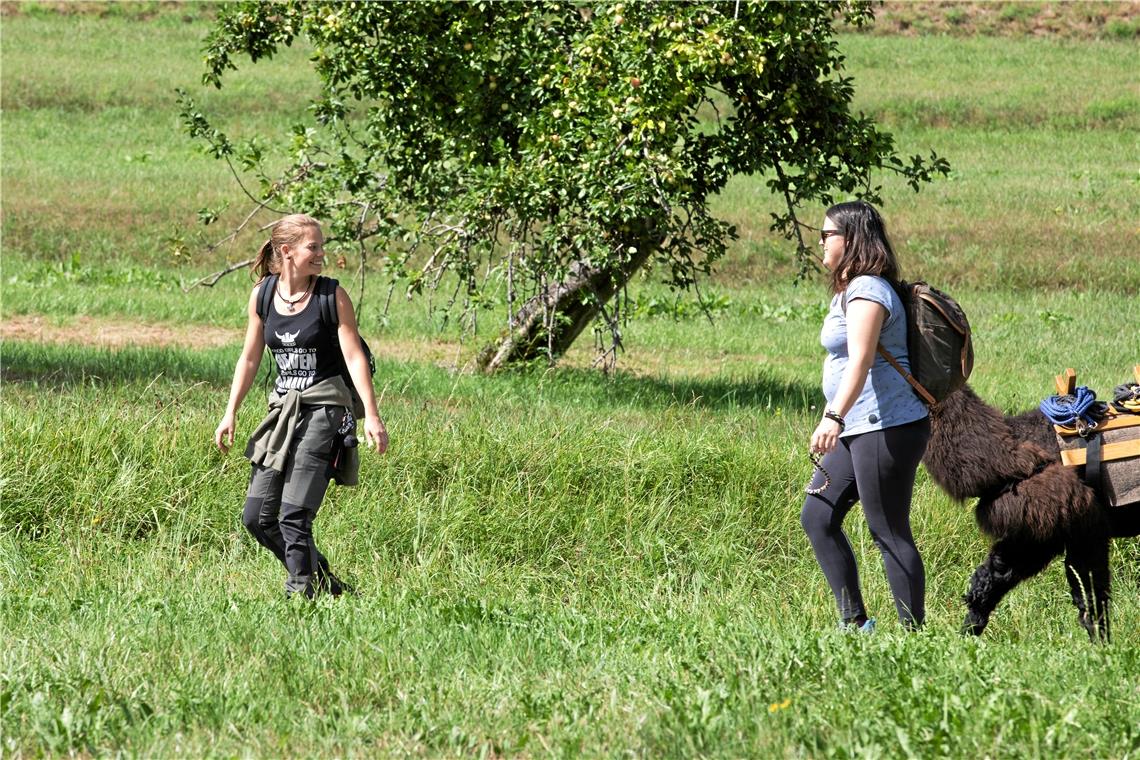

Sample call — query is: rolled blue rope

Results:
[1039,385,1100,426]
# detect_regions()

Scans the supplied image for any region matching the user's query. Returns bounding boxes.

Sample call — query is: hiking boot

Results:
[320,571,357,598]
[839,618,876,634]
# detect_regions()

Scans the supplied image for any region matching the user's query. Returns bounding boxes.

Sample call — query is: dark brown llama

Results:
[923,385,1139,642]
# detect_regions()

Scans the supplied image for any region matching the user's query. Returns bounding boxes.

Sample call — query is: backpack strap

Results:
[876,344,937,406]
[254,274,278,395]
[842,283,937,407]
[317,276,339,326]
[316,276,341,344]
[256,274,278,322]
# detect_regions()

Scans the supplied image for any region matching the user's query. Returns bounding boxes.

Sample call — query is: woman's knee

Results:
[868,525,917,553]
[800,498,833,539]
[242,497,277,532]
[277,502,315,536]
[245,465,283,527]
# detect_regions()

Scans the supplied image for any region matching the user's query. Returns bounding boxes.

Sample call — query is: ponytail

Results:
[251,238,276,282]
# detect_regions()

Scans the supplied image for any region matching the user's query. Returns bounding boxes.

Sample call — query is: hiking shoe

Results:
[839,618,876,634]
[323,572,357,598]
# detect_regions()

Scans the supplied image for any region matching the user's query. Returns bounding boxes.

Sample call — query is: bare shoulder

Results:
[334,284,357,323]
[247,280,267,310]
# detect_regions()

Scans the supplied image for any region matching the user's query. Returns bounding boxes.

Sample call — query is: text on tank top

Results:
[262,293,345,395]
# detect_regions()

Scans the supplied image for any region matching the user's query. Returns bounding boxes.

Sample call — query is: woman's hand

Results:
[810,416,842,455]
[364,416,389,454]
[214,413,236,454]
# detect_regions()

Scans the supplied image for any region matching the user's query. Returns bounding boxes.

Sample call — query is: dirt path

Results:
[1,313,777,379]
[2,314,240,350]
[1,313,470,367]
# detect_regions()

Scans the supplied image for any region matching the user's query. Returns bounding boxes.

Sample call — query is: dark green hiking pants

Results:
[242,405,345,597]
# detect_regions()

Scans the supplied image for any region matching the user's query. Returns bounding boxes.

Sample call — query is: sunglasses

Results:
[819,229,843,243]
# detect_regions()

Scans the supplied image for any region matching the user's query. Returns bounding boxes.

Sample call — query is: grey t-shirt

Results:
[820,275,928,437]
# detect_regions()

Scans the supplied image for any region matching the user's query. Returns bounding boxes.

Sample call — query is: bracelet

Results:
[823,410,846,430]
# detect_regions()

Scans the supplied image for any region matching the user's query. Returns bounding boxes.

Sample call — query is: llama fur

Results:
[923,385,1138,642]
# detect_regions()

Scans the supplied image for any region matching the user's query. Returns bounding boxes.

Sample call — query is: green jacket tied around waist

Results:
[244,375,365,486]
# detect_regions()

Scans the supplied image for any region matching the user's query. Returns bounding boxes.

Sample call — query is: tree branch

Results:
[773,160,823,277]
[224,155,290,215]
[184,257,256,290]
[204,201,275,256]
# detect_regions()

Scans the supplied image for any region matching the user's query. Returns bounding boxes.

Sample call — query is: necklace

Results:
[276,276,314,312]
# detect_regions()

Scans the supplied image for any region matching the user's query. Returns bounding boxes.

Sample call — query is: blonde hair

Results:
[251,213,321,281]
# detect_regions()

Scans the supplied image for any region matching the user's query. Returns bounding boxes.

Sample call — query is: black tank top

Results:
[263,292,345,395]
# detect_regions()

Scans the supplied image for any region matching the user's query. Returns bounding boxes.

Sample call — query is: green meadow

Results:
[2,10,1139,758]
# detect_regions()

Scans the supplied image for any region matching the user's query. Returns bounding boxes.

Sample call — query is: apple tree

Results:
[182,0,947,371]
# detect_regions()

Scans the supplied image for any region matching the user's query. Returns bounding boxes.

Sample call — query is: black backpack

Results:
[256,274,376,392]
[845,280,973,406]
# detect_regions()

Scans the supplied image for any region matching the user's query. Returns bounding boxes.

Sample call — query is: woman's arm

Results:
[215,286,267,453]
[335,286,389,454]
[810,297,886,454]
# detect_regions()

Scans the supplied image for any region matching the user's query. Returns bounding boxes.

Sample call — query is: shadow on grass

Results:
[2,341,818,413]
[386,360,819,414]
[1,341,238,388]
[522,365,818,413]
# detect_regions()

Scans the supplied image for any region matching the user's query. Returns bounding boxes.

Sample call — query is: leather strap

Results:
[1083,432,1104,491]
[876,343,937,407]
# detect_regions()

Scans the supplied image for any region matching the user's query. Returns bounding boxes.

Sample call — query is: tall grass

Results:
[2,9,1139,758]
[3,341,1139,757]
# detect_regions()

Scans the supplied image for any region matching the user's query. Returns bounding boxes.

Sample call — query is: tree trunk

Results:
[473,243,656,373]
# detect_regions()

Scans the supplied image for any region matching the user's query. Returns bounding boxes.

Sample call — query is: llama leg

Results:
[1064,537,1111,643]
[961,539,1055,636]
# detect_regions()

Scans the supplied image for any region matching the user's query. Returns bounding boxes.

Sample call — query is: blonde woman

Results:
[214,214,387,598]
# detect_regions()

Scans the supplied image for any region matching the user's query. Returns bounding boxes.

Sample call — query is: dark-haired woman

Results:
[801,201,930,631]
[214,213,388,598]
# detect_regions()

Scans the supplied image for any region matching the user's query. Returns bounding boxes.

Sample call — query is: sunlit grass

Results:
[3,339,1139,756]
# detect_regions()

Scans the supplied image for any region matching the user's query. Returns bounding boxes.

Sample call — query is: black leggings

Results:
[800,417,931,627]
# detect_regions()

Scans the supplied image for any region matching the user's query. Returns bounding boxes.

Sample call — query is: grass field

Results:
[2,9,1139,758]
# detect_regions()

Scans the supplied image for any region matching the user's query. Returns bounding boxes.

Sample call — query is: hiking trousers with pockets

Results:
[242,404,343,597]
